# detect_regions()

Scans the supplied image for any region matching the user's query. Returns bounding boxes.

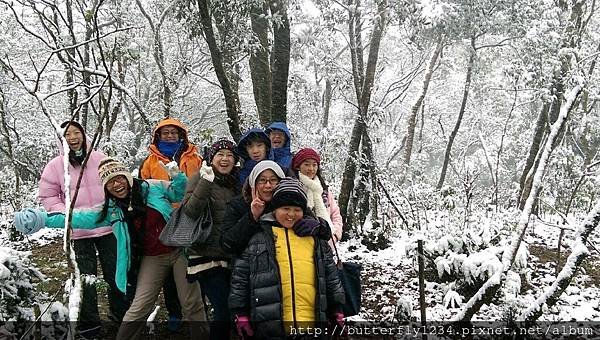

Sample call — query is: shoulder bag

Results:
[159,204,212,247]
[332,241,362,317]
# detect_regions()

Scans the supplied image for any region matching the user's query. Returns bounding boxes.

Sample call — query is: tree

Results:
[338,0,387,235]
[518,0,589,210]
[248,0,291,124]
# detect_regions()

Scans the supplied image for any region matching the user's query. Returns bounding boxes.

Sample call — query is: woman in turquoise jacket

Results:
[15,157,204,339]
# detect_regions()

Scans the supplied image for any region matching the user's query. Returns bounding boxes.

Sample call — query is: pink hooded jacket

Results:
[327,190,343,243]
[38,139,112,240]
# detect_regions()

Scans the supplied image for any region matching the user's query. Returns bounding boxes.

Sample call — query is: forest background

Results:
[0,0,599,327]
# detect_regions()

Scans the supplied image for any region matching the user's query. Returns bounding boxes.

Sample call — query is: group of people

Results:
[14,117,346,339]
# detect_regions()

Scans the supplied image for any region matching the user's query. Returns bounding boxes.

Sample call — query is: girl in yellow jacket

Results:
[229,178,345,339]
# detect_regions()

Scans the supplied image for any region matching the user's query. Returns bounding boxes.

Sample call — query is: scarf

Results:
[298,172,334,229]
[68,148,87,167]
[157,140,182,159]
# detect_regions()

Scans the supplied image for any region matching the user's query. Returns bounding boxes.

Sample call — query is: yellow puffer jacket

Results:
[272,226,316,325]
[139,118,202,180]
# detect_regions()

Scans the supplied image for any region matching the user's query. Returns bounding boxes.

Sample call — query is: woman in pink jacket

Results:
[38,121,127,338]
[290,148,343,247]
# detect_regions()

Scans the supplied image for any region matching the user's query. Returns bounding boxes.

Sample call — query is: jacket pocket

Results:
[252,248,270,273]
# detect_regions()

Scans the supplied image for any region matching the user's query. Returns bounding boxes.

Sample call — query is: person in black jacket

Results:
[228,178,345,339]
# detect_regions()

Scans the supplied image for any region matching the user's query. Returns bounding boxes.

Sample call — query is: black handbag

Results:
[332,242,362,316]
[159,204,212,247]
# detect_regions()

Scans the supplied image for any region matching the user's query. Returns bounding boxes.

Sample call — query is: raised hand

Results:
[250,187,265,221]
[198,162,215,182]
[159,160,181,179]
[14,208,47,235]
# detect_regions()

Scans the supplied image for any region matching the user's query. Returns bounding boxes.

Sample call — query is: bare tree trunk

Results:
[494,87,517,208]
[436,42,476,190]
[249,0,272,125]
[339,116,364,229]
[269,0,290,123]
[214,10,240,95]
[65,0,78,118]
[518,103,549,208]
[322,78,332,128]
[403,36,443,167]
[418,240,427,329]
[135,0,175,117]
[197,0,242,141]
[338,0,386,228]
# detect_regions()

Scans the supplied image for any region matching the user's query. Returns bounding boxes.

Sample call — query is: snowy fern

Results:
[443,290,463,309]
[434,257,452,278]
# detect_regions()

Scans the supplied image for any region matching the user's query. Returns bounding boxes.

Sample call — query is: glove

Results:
[293,217,332,240]
[14,208,47,235]
[159,160,181,179]
[293,217,320,236]
[235,315,253,338]
[199,162,215,182]
[330,311,344,330]
[316,217,332,240]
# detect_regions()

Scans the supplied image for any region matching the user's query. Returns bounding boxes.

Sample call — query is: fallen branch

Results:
[519,199,600,321]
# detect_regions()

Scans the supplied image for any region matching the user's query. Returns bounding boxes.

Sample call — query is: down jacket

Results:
[228,213,345,339]
[139,118,202,180]
[38,139,110,240]
[265,122,293,169]
[44,173,186,293]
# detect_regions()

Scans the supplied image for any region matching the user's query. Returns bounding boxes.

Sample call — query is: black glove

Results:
[293,217,332,240]
[316,217,332,240]
[293,217,320,236]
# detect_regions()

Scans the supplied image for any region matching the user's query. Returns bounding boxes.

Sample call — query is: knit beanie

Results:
[98,157,134,188]
[270,177,308,211]
[292,148,321,170]
[209,138,239,163]
[248,160,285,189]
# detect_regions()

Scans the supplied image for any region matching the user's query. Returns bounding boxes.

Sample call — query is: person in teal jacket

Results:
[15,157,205,339]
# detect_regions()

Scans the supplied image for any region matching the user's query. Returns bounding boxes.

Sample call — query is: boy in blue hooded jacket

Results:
[265,122,293,169]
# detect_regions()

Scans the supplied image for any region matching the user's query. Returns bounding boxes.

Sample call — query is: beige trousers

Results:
[116,249,206,340]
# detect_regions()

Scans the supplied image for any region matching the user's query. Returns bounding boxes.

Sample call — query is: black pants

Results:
[196,267,231,340]
[163,269,183,318]
[73,234,129,327]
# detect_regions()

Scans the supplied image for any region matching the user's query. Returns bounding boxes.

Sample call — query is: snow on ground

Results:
[339,216,600,322]
[0,208,599,324]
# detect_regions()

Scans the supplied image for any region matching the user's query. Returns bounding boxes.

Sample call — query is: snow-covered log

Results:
[518,199,600,321]
[452,81,584,321]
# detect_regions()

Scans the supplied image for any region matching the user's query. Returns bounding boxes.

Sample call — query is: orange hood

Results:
[151,117,189,144]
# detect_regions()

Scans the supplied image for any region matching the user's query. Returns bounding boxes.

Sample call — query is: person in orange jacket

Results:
[138,117,205,331]
[139,117,202,180]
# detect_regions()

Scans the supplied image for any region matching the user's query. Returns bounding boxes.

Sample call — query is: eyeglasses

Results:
[256,177,280,185]
[160,129,179,137]
[106,176,128,188]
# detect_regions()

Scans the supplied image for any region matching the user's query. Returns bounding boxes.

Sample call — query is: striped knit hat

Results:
[271,177,308,211]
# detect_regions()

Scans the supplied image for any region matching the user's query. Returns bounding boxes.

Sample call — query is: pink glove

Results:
[333,312,344,328]
[235,315,254,338]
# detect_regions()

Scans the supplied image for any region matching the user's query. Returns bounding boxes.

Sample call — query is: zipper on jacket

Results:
[285,229,297,328]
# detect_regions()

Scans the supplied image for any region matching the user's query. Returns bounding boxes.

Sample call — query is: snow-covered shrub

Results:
[407,209,528,301]
[0,247,45,320]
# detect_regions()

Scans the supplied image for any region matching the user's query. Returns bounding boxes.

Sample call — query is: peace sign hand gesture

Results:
[250,187,265,221]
